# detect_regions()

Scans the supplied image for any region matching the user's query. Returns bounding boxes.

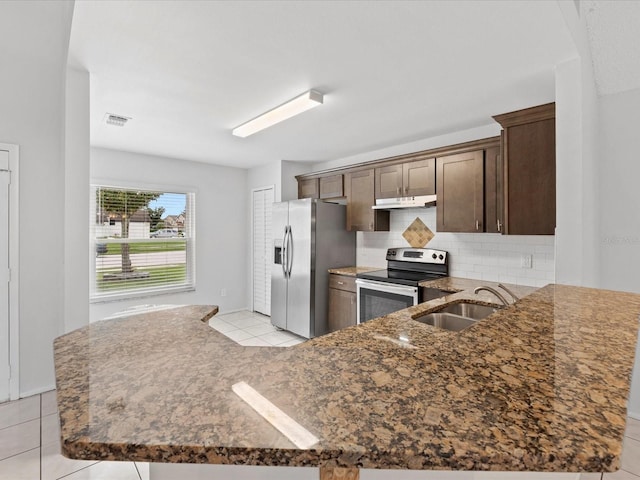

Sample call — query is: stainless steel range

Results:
[355,247,449,323]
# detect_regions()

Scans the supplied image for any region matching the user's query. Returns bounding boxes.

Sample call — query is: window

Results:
[90,185,195,301]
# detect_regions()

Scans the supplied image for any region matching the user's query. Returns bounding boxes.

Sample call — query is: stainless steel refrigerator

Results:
[271,198,355,338]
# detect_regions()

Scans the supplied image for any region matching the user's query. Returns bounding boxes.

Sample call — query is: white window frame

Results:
[90,183,196,303]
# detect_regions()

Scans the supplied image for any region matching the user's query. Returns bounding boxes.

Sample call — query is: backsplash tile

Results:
[402,217,434,248]
[357,209,555,287]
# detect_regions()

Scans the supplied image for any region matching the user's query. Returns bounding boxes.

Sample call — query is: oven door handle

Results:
[355,279,418,296]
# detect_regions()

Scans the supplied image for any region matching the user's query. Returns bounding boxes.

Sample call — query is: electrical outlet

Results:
[521,254,533,269]
[220,288,227,297]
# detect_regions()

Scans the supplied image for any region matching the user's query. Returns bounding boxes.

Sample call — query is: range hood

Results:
[372,194,437,210]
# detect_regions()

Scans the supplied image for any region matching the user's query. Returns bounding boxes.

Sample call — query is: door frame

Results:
[0,143,19,400]
[251,185,275,315]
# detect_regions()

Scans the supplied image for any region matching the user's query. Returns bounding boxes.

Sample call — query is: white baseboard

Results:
[216,307,253,315]
[628,410,640,420]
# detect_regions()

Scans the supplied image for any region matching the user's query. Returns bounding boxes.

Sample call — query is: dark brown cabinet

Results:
[298,178,319,199]
[436,150,484,232]
[319,174,343,199]
[375,158,435,199]
[344,169,389,232]
[493,103,556,235]
[328,274,357,332]
[484,145,502,233]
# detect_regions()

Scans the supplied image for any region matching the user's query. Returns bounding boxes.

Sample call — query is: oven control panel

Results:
[385,248,447,265]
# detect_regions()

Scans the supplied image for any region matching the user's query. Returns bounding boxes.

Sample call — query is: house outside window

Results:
[90,185,196,301]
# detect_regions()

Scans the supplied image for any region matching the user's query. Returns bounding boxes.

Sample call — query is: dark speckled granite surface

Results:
[54,285,640,472]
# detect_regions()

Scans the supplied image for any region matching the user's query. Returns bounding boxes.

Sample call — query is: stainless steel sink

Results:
[413,302,499,332]
[435,302,497,320]
[416,312,476,331]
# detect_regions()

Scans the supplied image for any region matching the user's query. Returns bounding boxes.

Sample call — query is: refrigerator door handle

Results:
[286,225,294,277]
[281,227,289,277]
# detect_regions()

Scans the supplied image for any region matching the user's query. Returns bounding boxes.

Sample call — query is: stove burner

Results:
[356,247,449,287]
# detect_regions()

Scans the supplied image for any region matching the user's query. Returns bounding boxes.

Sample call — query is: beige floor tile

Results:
[622,437,640,476]
[216,311,252,323]
[238,337,272,347]
[260,331,302,346]
[626,418,640,442]
[223,329,255,342]
[243,323,278,336]
[62,460,140,479]
[0,395,39,430]
[0,447,40,480]
[279,338,306,347]
[41,390,58,417]
[0,418,39,461]
[248,312,271,323]
[226,316,265,329]
[42,413,60,447]
[41,440,98,480]
[208,318,238,333]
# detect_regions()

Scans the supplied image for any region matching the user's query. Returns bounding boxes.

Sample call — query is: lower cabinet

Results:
[328,274,357,332]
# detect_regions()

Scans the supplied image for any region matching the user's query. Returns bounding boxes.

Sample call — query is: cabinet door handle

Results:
[396,187,400,196]
[404,186,408,195]
[337,281,344,285]
[475,220,480,231]
[369,222,373,230]
[497,219,502,232]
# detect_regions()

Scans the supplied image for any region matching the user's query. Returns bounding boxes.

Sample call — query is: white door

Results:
[252,187,274,316]
[0,151,10,401]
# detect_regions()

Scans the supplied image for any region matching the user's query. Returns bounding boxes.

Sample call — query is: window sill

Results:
[90,285,196,304]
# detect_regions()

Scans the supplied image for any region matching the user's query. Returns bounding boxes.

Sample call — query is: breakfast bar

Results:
[53,284,640,479]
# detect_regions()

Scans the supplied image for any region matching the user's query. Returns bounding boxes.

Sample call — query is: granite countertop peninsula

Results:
[327,266,380,276]
[54,285,640,474]
[420,276,538,298]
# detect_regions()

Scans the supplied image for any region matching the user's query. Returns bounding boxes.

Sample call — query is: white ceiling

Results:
[68,0,577,169]
[584,0,640,96]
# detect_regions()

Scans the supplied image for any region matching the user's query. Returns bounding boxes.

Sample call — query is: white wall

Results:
[555,1,600,288]
[598,88,640,294]
[281,160,312,201]
[0,1,74,396]
[599,88,640,418]
[90,147,248,321]
[312,124,501,172]
[358,209,555,287]
[64,67,90,333]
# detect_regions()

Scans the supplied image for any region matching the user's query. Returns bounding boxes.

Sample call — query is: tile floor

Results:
[0,390,149,479]
[208,309,307,347]
[2,310,639,479]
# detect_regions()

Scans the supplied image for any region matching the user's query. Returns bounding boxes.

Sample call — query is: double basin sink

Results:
[414,302,499,332]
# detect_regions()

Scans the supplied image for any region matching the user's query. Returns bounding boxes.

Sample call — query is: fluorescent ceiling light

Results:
[232,90,324,138]
[104,113,131,127]
[232,381,319,449]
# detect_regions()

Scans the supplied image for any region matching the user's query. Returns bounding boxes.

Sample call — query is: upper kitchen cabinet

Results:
[375,158,435,199]
[345,169,390,232]
[484,144,502,234]
[493,103,556,235]
[436,150,484,232]
[298,177,319,199]
[319,174,343,199]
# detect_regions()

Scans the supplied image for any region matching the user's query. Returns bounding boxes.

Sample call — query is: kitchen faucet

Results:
[473,286,510,306]
[497,283,519,303]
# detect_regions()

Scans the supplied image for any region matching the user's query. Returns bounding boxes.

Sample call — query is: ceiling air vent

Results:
[104,113,131,127]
